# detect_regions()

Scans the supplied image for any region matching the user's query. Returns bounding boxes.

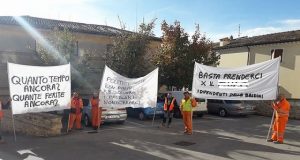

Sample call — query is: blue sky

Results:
[1,0,300,41]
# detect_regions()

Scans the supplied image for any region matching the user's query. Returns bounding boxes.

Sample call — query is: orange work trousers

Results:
[91,107,102,128]
[182,111,192,134]
[69,113,82,130]
[271,117,288,142]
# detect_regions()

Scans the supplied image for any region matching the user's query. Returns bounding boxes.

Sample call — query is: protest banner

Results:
[8,63,71,114]
[192,58,280,100]
[100,66,158,108]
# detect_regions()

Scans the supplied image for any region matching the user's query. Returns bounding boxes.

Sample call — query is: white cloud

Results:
[242,27,283,37]
[208,27,284,42]
[280,19,300,26]
[209,18,300,42]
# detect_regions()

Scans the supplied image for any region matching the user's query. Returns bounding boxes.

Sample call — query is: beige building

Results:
[214,30,300,99]
[0,16,161,96]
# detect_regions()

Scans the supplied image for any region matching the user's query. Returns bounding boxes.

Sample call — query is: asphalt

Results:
[0,114,300,160]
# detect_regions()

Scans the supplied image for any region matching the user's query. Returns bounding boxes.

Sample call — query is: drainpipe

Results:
[246,46,250,65]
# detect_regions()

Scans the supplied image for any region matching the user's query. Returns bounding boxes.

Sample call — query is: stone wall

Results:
[1,109,63,137]
[252,100,300,120]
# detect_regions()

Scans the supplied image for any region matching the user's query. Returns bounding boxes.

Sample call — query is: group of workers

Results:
[161,91,197,135]
[68,91,102,132]
[0,91,292,144]
[67,90,198,136]
[67,91,290,141]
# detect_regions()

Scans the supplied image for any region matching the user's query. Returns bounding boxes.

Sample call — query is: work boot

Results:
[93,127,99,132]
[161,123,166,128]
[267,139,274,142]
[273,141,283,144]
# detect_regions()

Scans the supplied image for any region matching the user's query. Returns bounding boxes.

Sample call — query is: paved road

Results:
[0,115,300,160]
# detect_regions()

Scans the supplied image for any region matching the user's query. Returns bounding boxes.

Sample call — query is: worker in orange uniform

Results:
[267,93,291,144]
[90,91,102,131]
[161,93,178,128]
[180,91,197,135]
[68,92,83,132]
[0,98,11,143]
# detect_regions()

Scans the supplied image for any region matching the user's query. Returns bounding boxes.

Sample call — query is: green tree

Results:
[184,25,220,88]
[37,27,76,65]
[104,19,156,78]
[36,27,88,89]
[151,21,219,90]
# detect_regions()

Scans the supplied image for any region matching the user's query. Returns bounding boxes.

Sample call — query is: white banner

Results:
[192,58,280,100]
[8,63,71,114]
[100,66,158,108]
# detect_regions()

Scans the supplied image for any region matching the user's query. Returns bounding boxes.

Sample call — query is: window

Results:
[75,41,79,56]
[271,49,283,62]
[224,100,242,104]
[106,44,113,53]
[195,98,206,102]
[208,99,223,103]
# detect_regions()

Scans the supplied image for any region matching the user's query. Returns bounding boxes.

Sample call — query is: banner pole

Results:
[66,114,70,133]
[151,105,157,126]
[97,107,101,130]
[266,59,280,141]
[7,62,16,142]
[11,110,17,142]
[191,104,193,135]
[266,109,275,141]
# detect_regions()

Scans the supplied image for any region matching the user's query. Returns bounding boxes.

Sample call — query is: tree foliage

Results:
[151,21,220,89]
[37,27,76,65]
[104,19,156,78]
[36,27,88,89]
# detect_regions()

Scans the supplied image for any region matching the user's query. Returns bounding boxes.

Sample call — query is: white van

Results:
[160,91,207,118]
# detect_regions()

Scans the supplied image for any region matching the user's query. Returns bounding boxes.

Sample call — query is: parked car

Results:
[161,91,208,118]
[207,99,256,117]
[82,98,127,126]
[126,96,165,120]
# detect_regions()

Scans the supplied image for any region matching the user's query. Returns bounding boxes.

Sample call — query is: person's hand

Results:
[271,101,275,107]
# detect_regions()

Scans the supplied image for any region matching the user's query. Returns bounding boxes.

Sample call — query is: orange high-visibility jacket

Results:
[164,97,176,111]
[273,98,290,118]
[71,97,83,114]
[0,101,3,119]
[90,97,99,108]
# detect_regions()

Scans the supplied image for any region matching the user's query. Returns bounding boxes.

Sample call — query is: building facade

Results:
[0,16,161,96]
[214,30,300,99]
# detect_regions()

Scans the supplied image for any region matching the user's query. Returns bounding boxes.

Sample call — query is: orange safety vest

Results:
[273,98,290,118]
[0,101,3,119]
[164,97,176,111]
[90,97,99,108]
[71,97,83,114]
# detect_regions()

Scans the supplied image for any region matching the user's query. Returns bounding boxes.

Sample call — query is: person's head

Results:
[183,91,190,99]
[73,92,79,98]
[167,93,172,98]
[93,91,98,97]
[277,93,286,101]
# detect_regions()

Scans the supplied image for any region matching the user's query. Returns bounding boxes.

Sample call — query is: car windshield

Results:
[195,98,205,102]
[225,100,242,104]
